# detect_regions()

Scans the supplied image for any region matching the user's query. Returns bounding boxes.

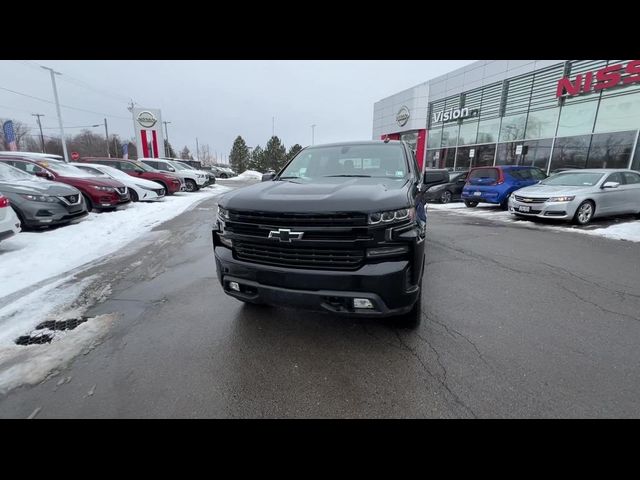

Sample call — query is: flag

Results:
[3,121,18,151]
[122,143,128,160]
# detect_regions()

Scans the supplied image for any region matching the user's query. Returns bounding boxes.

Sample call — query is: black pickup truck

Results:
[212,141,447,327]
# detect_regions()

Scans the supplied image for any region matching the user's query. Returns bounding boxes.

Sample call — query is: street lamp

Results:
[311,124,316,145]
[163,121,171,157]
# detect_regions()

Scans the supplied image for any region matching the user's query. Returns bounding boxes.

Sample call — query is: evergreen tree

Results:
[264,136,287,171]
[248,145,265,171]
[287,144,303,162]
[180,146,191,160]
[164,140,177,158]
[229,135,250,173]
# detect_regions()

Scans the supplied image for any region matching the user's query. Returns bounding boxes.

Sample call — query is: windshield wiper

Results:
[323,174,371,177]
[278,176,301,180]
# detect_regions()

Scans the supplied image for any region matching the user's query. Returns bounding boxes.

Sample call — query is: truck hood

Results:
[0,179,80,196]
[220,177,412,213]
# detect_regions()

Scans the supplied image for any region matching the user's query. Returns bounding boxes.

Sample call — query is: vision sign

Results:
[432,107,479,124]
[556,60,640,98]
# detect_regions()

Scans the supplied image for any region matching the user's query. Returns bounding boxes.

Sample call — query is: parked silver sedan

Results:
[508,169,640,225]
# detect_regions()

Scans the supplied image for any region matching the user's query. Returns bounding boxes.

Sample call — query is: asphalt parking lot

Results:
[1,186,639,418]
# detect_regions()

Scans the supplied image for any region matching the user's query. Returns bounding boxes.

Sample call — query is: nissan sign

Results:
[136,111,158,128]
[396,106,410,126]
[556,60,640,98]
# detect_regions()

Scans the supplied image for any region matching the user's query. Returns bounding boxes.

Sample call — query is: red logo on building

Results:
[556,61,640,98]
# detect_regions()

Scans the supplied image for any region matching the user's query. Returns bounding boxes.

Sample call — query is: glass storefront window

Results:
[499,114,527,142]
[556,100,598,137]
[586,130,635,169]
[632,140,640,171]
[474,144,496,168]
[427,127,442,149]
[441,124,459,147]
[549,135,591,171]
[522,138,553,171]
[495,142,518,166]
[455,147,471,171]
[476,118,501,144]
[594,91,640,133]
[457,121,478,146]
[443,148,455,170]
[525,108,559,139]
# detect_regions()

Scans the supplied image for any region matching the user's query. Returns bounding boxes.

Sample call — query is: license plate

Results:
[518,206,531,213]
[473,191,482,196]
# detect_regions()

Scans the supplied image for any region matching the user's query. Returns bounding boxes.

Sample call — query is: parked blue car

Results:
[461,166,548,209]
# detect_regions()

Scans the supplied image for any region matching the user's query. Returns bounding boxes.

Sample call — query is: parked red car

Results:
[0,157,130,211]
[80,157,183,195]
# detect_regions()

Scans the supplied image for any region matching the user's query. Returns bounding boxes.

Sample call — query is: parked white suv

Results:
[139,158,207,192]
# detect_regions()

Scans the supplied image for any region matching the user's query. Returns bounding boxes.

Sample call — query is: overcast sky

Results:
[0,60,473,160]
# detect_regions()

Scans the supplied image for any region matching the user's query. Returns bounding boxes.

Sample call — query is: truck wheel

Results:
[464,200,478,208]
[395,287,422,329]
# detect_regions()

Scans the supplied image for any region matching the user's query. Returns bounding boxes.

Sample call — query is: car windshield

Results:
[44,162,97,178]
[75,165,108,177]
[279,144,408,180]
[540,172,605,186]
[0,162,35,181]
[508,168,547,181]
[131,161,157,172]
[175,162,195,170]
[94,164,131,180]
[168,161,188,171]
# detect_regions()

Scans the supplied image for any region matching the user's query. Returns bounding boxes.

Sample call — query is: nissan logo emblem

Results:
[396,106,410,127]
[136,111,157,128]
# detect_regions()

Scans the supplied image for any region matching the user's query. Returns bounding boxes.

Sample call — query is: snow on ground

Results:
[0,184,231,301]
[227,170,263,181]
[428,201,640,242]
[0,184,233,392]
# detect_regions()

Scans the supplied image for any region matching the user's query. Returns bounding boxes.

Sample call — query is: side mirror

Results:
[135,169,144,175]
[167,167,175,172]
[262,173,276,182]
[421,169,449,192]
[35,170,53,180]
[457,177,466,183]
[602,181,620,189]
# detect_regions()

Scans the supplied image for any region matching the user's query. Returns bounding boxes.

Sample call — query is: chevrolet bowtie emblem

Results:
[268,228,304,242]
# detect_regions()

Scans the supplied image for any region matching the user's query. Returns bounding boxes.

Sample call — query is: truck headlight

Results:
[217,205,229,220]
[369,207,415,224]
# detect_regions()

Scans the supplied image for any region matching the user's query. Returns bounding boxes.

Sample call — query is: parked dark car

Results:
[79,157,183,195]
[213,140,447,327]
[0,162,88,228]
[424,169,468,203]
[462,166,548,209]
[0,157,130,212]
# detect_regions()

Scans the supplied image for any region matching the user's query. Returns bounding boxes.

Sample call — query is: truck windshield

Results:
[279,144,408,180]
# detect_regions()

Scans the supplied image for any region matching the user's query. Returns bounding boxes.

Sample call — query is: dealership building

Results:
[372,60,640,173]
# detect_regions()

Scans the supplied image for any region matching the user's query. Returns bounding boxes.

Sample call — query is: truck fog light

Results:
[229,282,240,291]
[353,298,374,309]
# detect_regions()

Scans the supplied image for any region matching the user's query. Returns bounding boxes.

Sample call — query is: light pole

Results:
[41,66,69,162]
[103,118,110,157]
[32,113,45,153]
[311,124,316,145]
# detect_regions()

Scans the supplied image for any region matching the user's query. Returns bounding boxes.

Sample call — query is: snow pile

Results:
[428,201,640,242]
[227,170,263,181]
[0,185,232,301]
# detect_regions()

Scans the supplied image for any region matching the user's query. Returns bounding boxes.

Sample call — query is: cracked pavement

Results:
[1,193,640,418]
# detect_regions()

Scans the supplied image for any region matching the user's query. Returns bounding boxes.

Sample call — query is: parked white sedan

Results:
[0,194,21,243]
[71,163,165,202]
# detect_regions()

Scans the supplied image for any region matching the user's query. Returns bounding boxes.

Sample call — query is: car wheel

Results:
[394,286,422,329]
[82,193,93,212]
[158,182,171,195]
[573,200,595,225]
[185,179,197,192]
[220,173,228,179]
[440,190,453,204]
[130,189,139,202]
[464,200,478,208]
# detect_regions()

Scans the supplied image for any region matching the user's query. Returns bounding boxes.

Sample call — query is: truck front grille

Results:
[234,241,364,270]
[228,210,367,227]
